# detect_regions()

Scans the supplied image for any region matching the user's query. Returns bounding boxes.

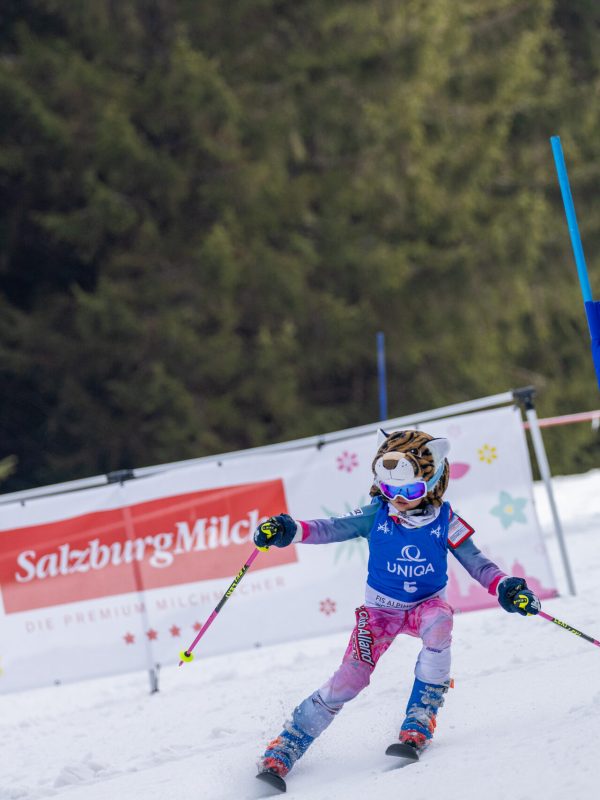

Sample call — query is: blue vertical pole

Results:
[377,331,388,421]
[550,135,600,390]
[550,136,593,304]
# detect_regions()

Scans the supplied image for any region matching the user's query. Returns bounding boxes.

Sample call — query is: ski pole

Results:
[538,610,600,648]
[178,545,266,666]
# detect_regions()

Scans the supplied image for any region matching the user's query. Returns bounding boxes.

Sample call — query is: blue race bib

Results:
[367,501,451,602]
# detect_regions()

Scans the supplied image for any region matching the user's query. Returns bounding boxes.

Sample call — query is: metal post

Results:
[514,389,576,595]
[122,503,162,691]
[149,665,160,694]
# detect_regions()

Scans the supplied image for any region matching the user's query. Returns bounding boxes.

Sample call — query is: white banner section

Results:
[0,405,557,692]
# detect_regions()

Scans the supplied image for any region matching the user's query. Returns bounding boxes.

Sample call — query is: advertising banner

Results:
[0,405,557,693]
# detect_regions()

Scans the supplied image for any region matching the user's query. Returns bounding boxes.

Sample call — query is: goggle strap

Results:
[426,462,446,491]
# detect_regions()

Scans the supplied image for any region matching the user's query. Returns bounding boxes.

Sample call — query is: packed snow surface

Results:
[1,471,600,800]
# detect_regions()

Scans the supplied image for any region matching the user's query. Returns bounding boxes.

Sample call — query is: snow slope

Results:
[1,471,599,800]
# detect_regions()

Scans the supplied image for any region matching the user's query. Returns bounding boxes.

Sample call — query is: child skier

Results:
[253,429,541,786]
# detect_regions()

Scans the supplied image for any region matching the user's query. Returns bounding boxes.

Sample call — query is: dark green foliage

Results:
[1,0,599,492]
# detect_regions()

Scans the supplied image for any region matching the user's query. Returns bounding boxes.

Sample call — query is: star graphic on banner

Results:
[123,633,135,645]
[192,621,203,632]
[377,522,391,535]
[430,525,442,539]
[169,625,181,637]
[146,629,158,641]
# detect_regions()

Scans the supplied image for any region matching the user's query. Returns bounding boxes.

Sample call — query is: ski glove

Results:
[497,577,541,616]
[253,514,297,549]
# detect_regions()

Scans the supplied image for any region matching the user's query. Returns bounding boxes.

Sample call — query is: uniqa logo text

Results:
[386,561,435,577]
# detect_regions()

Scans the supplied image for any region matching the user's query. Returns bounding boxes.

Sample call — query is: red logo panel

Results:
[0,480,295,613]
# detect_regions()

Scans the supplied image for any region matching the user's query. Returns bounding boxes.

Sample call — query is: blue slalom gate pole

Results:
[551,135,600,389]
[550,137,592,303]
[377,331,388,421]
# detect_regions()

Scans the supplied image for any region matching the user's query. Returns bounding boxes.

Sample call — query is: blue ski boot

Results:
[258,720,315,779]
[399,677,451,751]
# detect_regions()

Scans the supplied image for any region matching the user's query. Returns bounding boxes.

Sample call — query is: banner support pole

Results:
[149,664,160,694]
[514,388,576,595]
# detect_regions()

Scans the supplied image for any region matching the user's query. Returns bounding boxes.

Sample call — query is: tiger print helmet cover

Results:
[370,429,450,507]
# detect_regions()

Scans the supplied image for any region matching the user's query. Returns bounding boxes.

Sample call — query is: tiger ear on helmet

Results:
[376,428,390,447]
[425,438,450,470]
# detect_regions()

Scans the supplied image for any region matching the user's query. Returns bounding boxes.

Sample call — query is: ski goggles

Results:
[377,479,428,502]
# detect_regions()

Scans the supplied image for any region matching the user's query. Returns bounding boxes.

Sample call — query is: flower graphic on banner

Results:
[322,500,369,564]
[490,491,528,528]
[123,633,135,645]
[478,444,498,464]
[334,537,368,563]
[320,598,337,616]
[336,451,359,473]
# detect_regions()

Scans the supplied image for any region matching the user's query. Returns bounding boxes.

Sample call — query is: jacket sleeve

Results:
[450,537,507,595]
[296,503,378,545]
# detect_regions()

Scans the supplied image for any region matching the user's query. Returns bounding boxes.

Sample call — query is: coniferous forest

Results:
[1,0,599,492]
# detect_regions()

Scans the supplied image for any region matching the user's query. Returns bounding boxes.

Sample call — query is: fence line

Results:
[523,410,600,430]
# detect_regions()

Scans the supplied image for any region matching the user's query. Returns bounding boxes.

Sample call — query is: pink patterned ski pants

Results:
[291,597,453,738]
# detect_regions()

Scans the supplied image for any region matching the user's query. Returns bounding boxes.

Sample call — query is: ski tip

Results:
[385,742,420,761]
[256,770,287,793]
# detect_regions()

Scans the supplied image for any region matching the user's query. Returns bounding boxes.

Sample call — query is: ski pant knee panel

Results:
[415,644,451,683]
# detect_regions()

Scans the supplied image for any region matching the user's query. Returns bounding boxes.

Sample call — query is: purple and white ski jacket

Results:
[294,497,506,610]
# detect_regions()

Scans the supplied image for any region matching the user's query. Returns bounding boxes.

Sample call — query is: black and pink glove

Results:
[253,514,297,549]
[498,577,541,616]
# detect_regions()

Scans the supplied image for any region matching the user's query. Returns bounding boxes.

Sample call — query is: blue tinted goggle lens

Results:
[379,481,427,501]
